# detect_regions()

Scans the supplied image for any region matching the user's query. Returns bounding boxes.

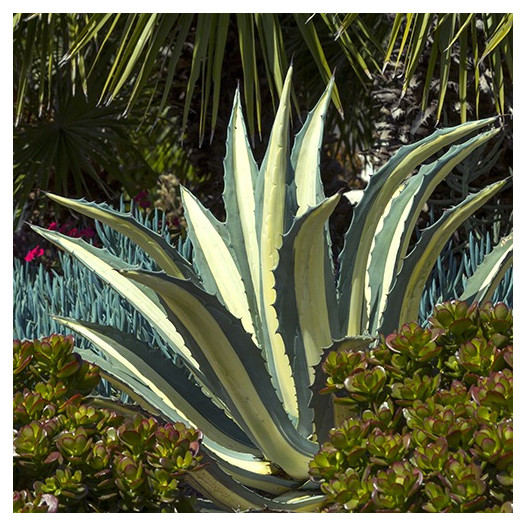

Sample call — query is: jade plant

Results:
[13,334,203,512]
[30,66,512,511]
[310,301,512,512]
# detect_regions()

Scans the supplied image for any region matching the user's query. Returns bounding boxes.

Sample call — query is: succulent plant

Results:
[13,203,512,362]
[30,67,512,511]
[311,301,513,512]
[13,489,59,513]
[13,334,100,397]
[13,334,203,513]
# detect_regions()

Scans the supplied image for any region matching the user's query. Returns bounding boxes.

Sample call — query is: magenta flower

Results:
[47,222,95,239]
[79,227,95,238]
[24,245,44,262]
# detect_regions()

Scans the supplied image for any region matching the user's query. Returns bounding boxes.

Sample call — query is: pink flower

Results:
[48,221,95,239]
[24,245,44,262]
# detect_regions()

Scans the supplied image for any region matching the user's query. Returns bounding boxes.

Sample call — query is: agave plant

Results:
[13,207,512,346]
[31,66,512,511]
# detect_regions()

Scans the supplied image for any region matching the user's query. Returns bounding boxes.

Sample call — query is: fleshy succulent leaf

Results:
[29,226,202,378]
[290,75,334,215]
[274,194,340,437]
[180,186,256,338]
[222,87,263,344]
[42,192,197,281]
[367,128,501,333]
[188,459,324,512]
[254,65,298,424]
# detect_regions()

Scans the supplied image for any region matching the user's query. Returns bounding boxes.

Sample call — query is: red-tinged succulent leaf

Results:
[56,357,82,379]
[118,428,142,448]
[38,341,54,359]
[13,353,33,375]
[432,308,455,328]
[344,365,387,402]
[317,302,512,512]
[429,301,477,330]
[460,495,487,512]
[323,350,369,391]
[490,347,510,370]
[490,320,510,335]
[496,467,513,487]
[188,440,201,455]
[493,302,510,320]
[457,338,497,374]
[13,334,203,512]
[58,393,84,411]
[483,390,508,408]
[448,318,480,342]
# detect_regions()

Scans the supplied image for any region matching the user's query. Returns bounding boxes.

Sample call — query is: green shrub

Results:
[13,334,203,512]
[309,301,512,512]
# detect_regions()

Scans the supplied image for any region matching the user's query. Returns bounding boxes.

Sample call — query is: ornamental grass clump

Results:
[309,300,512,512]
[13,334,203,513]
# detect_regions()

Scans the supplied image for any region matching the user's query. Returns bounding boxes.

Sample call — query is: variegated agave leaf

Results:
[459,231,513,306]
[337,115,502,337]
[378,177,510,334]
[365,128,502,334]
[35,65,511,511]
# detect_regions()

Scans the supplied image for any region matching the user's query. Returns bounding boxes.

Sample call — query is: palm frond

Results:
[377,13,513,122]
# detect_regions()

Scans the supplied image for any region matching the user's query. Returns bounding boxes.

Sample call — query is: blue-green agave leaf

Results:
[43,192,198,281]
[290,75,334,214]
[222,87,264,346]
[29,225,211,381]
[254,65,299,425]
[188,459,324,512]
[180,185,256,339]
[274,194,340,437]
[59,318,258,454]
